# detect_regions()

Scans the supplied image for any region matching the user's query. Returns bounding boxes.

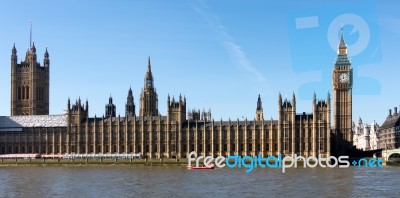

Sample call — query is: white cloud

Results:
[226,41,265,82]
[193,1,265,82]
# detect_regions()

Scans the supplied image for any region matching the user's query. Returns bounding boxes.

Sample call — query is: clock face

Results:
[339,73,349,83]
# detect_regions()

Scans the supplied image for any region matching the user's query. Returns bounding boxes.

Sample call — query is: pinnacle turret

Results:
[12,43,17,54]
[106,95,116,118]
[44,46,49,58]
[257,94,262,110]
[31,42,36,53]
[126,87,135,117]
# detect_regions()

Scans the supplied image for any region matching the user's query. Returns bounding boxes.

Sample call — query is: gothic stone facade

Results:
[0,58,331,158]
[61,91,331,158]
[0,93,331,158]
[379,107,400,149]
[0,115,66,154]
[11,43,50,116]
[0,32,357,158]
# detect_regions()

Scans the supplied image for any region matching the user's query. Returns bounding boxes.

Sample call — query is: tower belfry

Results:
[10,24,50,115]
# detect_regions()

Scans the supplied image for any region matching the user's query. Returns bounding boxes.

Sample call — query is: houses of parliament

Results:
[0,32,354,158]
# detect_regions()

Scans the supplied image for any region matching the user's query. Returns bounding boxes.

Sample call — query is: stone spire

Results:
[12,43,17,54]
[44,46,49,58]
[338,28,348,55]
[257,94,262,110]
[256,94,264,121]
[140,57,158,117]
[126,86,135,117]
[147,56,152,73]
[11,43,17,63]
[145,56,154,88]
[44,46,50,67]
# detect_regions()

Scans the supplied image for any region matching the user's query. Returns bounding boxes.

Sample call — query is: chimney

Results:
[395,107,398,115]
[389,109,392,116]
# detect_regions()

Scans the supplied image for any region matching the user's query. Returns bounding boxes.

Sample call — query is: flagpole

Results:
[30,21,32,47]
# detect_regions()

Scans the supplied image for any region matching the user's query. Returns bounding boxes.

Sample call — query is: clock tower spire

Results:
[332,29,353,155]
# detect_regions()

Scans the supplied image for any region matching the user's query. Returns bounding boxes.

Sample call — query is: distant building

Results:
[353,117,379,151]
[379,107,400,149]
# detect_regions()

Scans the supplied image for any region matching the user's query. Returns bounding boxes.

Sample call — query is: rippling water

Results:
[0,165,399,197]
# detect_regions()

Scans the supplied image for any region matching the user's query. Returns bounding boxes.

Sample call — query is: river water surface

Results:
[0,165,399,197]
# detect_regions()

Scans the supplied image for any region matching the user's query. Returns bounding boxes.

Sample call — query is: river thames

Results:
[0,165,399,197]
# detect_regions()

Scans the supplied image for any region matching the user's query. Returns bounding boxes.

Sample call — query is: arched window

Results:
[36,87,40,100]
[18,86,21,100]
[26,86,29,99]
[22,86,25,100]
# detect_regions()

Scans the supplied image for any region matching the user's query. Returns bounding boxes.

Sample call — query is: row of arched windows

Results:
[17,86,44,101]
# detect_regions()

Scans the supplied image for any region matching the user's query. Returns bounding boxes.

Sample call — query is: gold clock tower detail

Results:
[332,30,353,151]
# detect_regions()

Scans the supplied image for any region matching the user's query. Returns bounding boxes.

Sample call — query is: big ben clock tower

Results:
[332,30,353,153]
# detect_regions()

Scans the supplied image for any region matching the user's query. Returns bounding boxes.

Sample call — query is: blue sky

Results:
[0,0,399,125]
